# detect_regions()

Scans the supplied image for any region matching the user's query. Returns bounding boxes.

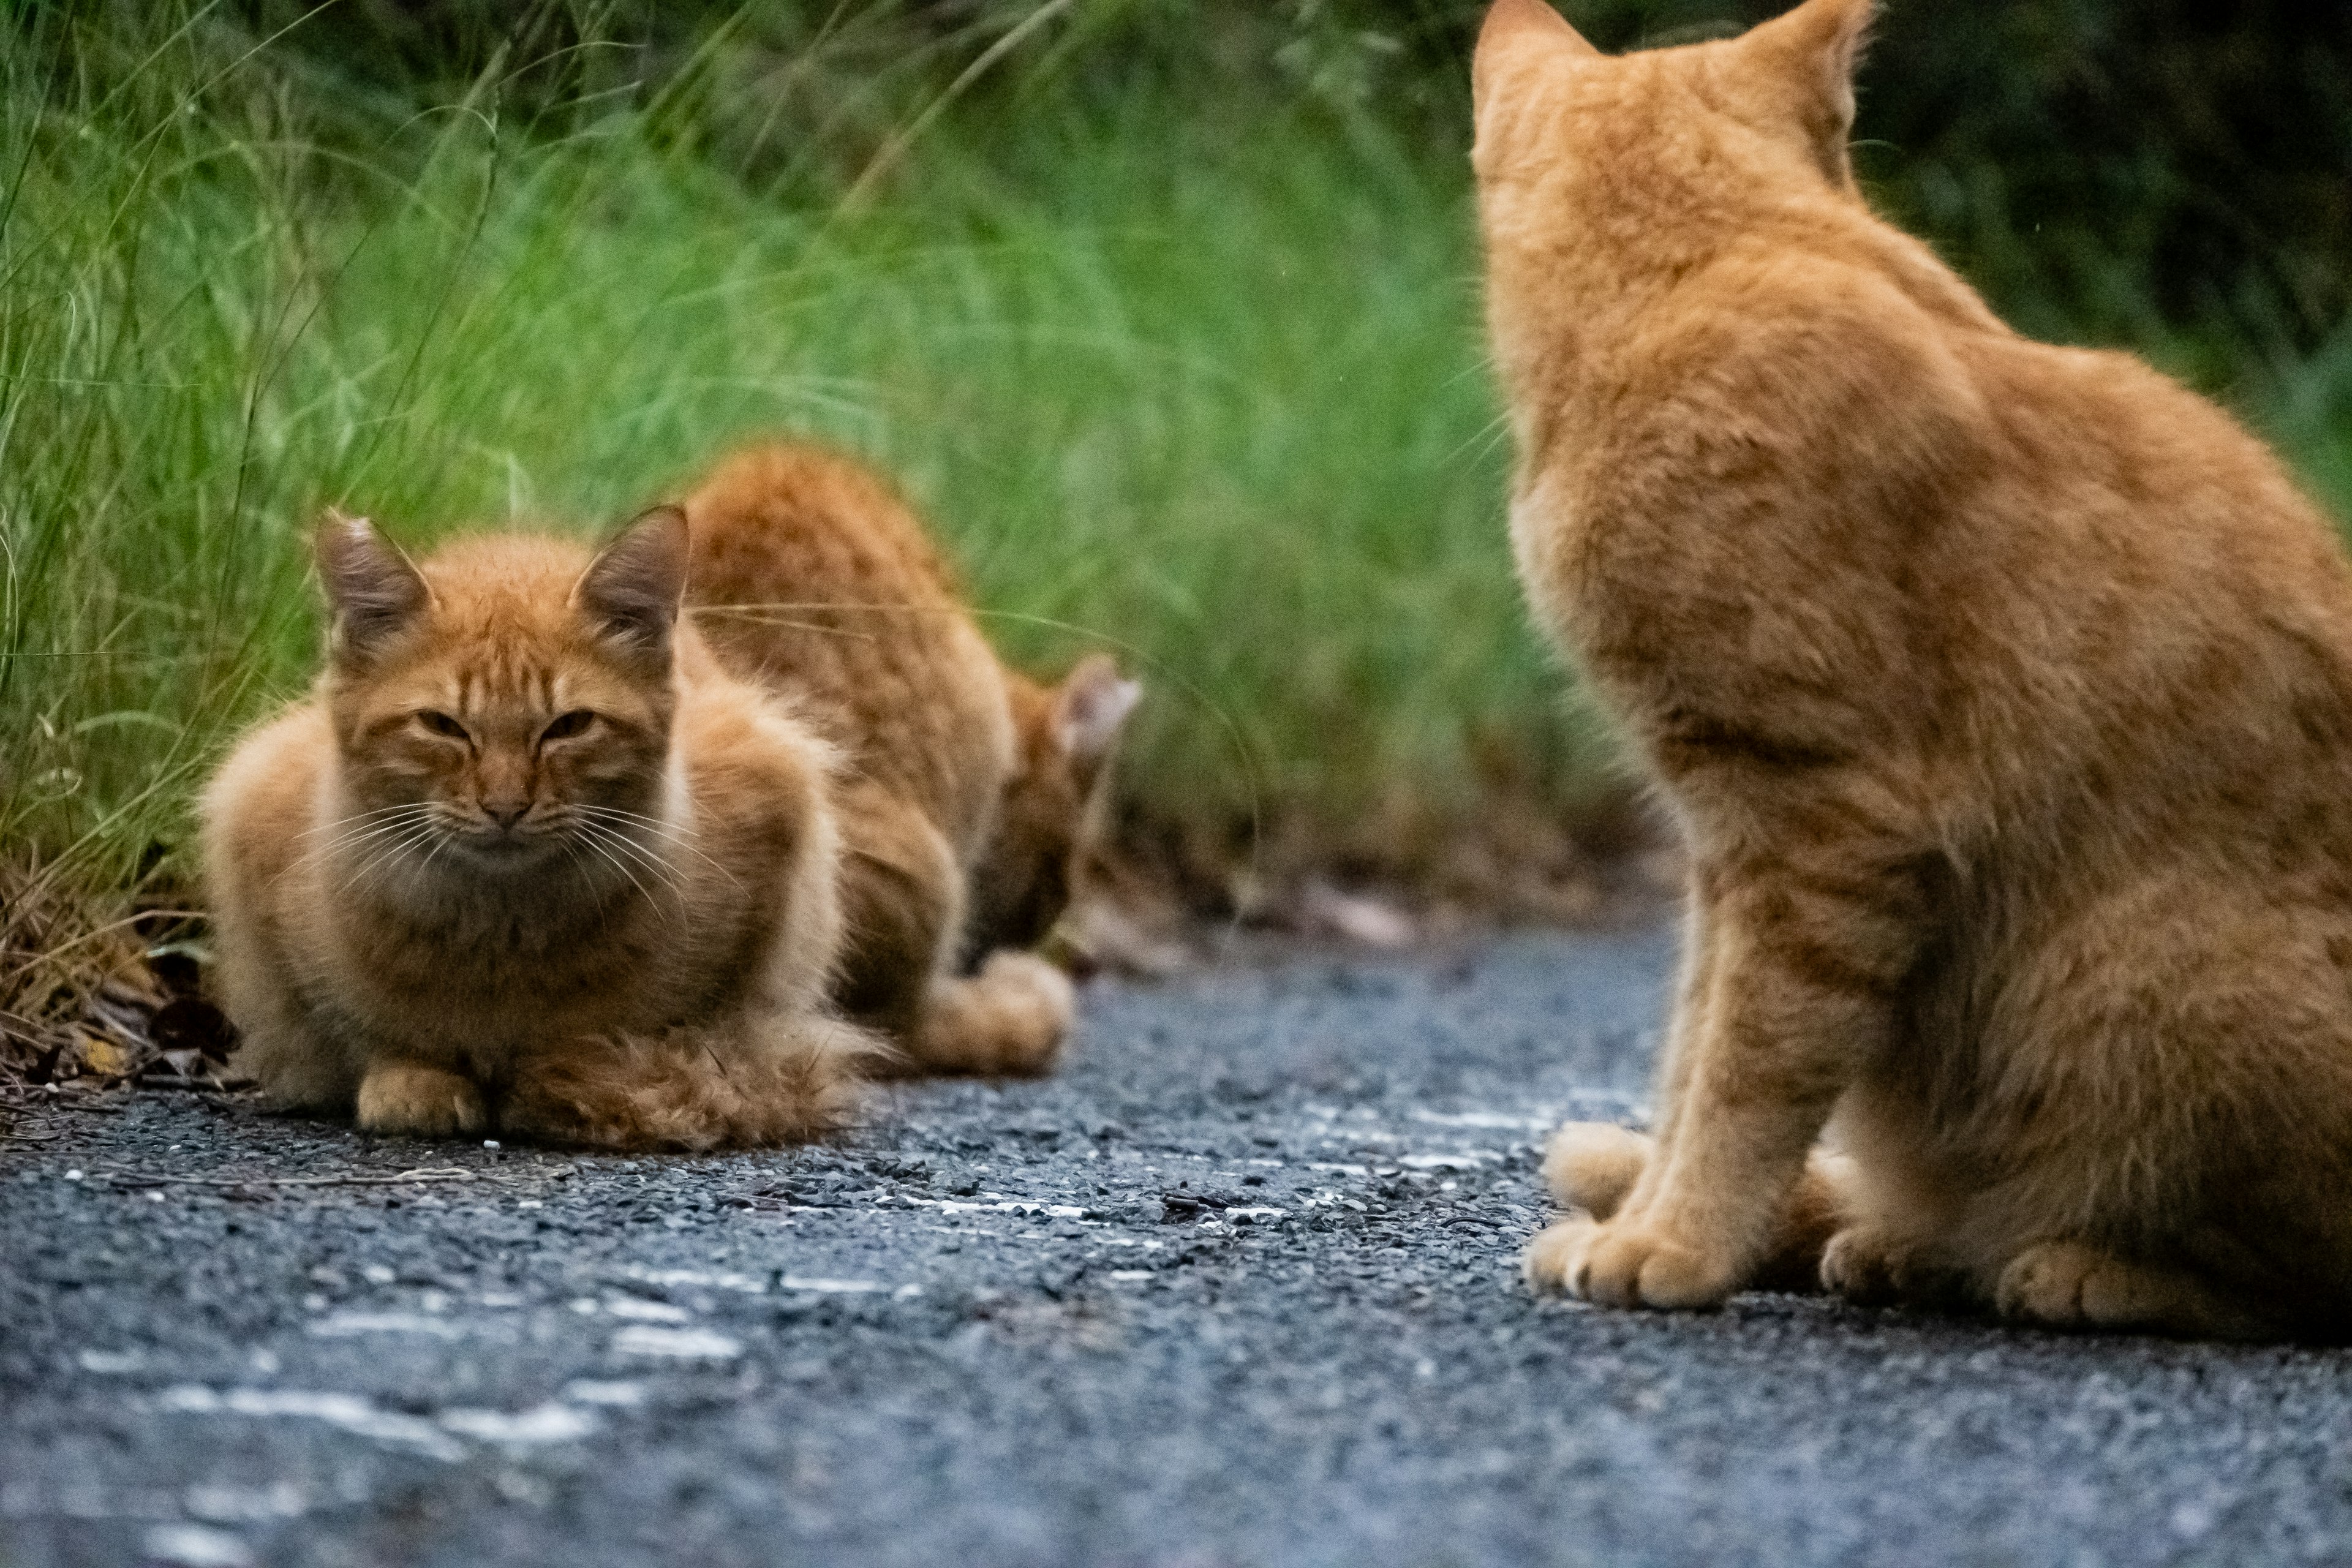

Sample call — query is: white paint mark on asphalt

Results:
[602,1298,693,1322]
[611,1325,742,1359]
[156,1388,467,1462]
[141,1523,255,1567]
[184,1481,308,1523]
[77,1349,144,1373]
[903,1197,1091,1219]
[1108,1270,1155,1283]
[1409,1110,1556,1131]
[307,1311,469,1340]
[561,1379,647,1407]
[777,1276,886,1294]
[622,1265,766,1294]
[437,1403,600,1446]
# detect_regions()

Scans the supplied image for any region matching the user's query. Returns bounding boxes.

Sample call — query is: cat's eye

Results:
[417,710,469,740]
[540,709,596,742]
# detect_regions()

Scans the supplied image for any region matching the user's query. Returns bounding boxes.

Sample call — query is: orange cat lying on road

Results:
[203,508,872,1149]
[685,443,1139,1076]
[1479,0,2352,1338]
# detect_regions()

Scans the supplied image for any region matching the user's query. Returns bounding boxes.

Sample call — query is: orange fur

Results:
[202,508,872,1150]
[682,443,1137,1077]
[1481,0,2352,1339]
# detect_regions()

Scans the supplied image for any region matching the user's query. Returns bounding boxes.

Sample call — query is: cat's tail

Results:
[496,1012,886,1153]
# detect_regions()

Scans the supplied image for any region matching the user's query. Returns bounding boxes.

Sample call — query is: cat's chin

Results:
[444,832,562,870]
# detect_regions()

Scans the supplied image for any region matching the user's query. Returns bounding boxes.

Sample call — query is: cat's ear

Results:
[1741,0,1876,189]
[315,510,430,665]
[575,505,690,668]
[1052,654,1142,777]
[1474,0,1597,108]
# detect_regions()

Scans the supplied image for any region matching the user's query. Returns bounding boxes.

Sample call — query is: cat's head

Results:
[312,505,692,873]
[1472,0,1876,328]
[964,654,1142,958]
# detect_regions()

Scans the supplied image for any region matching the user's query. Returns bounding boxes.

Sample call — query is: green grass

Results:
[4,0,2350,962]
[0,4,1585,932]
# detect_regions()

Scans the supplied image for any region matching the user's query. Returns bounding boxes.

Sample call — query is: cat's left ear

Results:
[575,504,690,668]
[315,510,431,666]
[1473,0,1596,115]
[1052,654,1143,779]
[1740,0,1877,190]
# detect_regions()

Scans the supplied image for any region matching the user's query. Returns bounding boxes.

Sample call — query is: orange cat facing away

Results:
[202,508,874,1150]
[1479,0,2352,1338]
[684,443,1139,1077]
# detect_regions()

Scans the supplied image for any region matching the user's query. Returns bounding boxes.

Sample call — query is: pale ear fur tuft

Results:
[314,509,429,664]
[1743,0,1877,186]
[575,505,690,664]
[1479,0,1594,57]
[1052,653,1142,766]
[1474,0,1597,109]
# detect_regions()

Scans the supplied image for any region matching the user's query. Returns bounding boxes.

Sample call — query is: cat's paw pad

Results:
[1996,1240,2155,1329]
[1542,1123,1651,1218]
[1525,1216,1736,1310]
[355,1063,488,1140]
[1820,1226,1917,1305]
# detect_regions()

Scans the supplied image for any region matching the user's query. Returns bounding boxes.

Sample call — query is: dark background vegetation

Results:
[251,0,2352,356]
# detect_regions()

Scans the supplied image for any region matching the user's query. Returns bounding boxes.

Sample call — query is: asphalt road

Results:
[5,927,2351,1568]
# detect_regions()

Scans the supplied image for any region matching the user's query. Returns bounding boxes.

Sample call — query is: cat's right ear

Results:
[575,504,690,669]
[1474,0,1596,110]
[1740,0,1876,190]
[315,510,430,665]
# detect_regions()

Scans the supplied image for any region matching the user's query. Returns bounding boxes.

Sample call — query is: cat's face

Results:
[314,507,690,875]
[965,654,1140,958]
[1472,0,1875,304]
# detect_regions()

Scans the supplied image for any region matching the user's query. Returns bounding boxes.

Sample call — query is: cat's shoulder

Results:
[201,698,332,877]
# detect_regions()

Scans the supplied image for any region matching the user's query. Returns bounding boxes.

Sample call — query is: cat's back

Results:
[683,443,1012,850]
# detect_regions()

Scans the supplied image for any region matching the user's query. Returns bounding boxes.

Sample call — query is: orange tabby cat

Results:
[202,507,871,1149]
[1479,0,2352,1338]
[683,443,1139,1076]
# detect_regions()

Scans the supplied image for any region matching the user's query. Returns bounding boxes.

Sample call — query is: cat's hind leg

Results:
[356,1060,489,1140]
[1544,1123,1649,1218]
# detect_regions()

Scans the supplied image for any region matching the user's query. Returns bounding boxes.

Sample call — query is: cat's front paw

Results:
[1524,1216,1738,1310]
[356,1061,488,1140]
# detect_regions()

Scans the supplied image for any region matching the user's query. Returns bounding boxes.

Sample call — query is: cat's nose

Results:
[483,801,530,831]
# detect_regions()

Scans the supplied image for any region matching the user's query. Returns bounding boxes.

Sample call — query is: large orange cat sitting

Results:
[684,443,1138,1076]
[1479,0,2352,1338]
[203,508,870,1148]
